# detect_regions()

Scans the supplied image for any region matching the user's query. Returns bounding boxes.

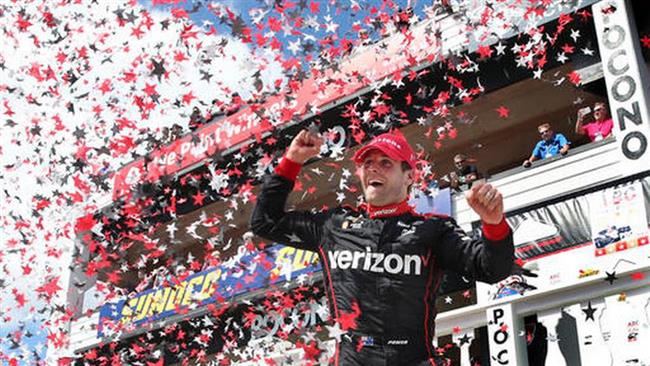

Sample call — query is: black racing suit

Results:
[250,170,514,366]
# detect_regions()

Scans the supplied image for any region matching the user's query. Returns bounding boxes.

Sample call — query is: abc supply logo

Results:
[327,248,423,275]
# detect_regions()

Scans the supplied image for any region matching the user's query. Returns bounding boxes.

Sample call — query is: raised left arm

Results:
[432,182,514,283]
[466,182,503,224]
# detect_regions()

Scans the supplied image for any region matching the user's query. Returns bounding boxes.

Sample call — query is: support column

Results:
[452,331,473,366]
[486,303,527,365]
[575,299,612,366]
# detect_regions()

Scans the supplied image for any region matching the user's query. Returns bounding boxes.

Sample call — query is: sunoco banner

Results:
[98,245,321,337]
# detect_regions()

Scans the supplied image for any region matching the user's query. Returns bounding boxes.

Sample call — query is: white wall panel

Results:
[454,141,622,231]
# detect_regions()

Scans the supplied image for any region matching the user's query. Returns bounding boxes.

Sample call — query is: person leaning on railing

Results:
[522,122,570,168]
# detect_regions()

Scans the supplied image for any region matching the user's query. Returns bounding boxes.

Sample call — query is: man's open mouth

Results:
[368,179,384,187]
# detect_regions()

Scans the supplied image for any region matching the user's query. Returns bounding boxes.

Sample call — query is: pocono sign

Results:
[486,304,527,366]
[593,0,650,175]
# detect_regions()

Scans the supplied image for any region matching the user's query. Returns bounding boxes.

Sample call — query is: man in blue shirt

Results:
[523,123,570,167]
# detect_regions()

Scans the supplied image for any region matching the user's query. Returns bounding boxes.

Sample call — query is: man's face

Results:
[538,126,553,142]
[357,150,413,206]
[593,105,608,121]
[454,157,465,170]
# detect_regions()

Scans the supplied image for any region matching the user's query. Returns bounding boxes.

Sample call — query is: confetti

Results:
[0,0,628,364]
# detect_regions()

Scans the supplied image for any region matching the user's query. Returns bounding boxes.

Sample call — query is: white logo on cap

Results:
[375,137,403,150]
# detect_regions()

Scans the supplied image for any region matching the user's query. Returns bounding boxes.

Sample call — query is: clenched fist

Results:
[465,182,504,224]
[285,129,324,164]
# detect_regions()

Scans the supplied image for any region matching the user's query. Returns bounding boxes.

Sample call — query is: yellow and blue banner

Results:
[97,244,320,337]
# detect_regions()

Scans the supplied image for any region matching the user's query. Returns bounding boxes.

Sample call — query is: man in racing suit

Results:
[251,130,514,365]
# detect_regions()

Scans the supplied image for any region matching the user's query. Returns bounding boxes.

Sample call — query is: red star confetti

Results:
[630,272,645,281]
[0,1,632,364]
[496,106,510,118]
[641,34,650,49]
[567,70,581,86]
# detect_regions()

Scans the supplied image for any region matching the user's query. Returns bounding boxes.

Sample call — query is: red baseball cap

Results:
[353,132,417,170]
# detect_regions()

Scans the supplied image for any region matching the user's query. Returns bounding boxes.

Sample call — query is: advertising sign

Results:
[506,198,592,262]
[599,292,650,365]
[486,304,527,366]
[98,244,321,337]
[479,196,593,301]
[477,177,650,304]
[248,295,329,341]
[588,180,649,256]
[594,0,650,175]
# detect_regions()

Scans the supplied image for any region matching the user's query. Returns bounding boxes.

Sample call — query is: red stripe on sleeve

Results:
[274,156,302,181]
[482,216,511,241]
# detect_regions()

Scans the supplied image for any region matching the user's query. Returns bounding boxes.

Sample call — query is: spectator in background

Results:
[358,29,371,46]
[188,106,206,131]
[575,102,614,142]
[523,123,570,168]
[159,126,171,145]
[452,153,480,188]
[206,98,226,122]
[170,123,184,141]
[440,153,481,191]
[225,92,242,116]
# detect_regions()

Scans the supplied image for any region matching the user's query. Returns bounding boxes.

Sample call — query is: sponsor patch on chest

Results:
[341,215,364,230]
[396,220,417,237]
[327,247,425,275]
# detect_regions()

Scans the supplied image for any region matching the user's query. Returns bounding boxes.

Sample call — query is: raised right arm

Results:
[250,161,326,250]
[250,130,326,250]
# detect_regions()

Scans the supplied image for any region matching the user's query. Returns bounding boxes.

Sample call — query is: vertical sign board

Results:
[486,303,527,366]
[588,180,649,258]
[593,0,650,175]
